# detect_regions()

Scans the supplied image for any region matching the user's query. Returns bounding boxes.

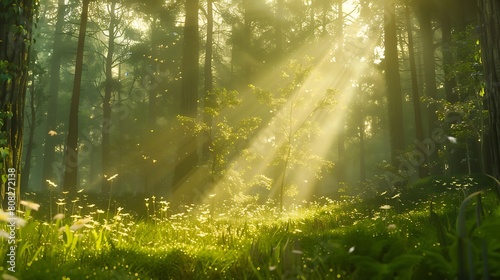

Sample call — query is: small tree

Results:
[250,59,335,210]
[177,88,261,199]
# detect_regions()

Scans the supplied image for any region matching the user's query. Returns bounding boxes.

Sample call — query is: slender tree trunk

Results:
[243,1,252,84]
[275,0,284,59]
[309,0,315,39]
[384,0,405,164]
[417,4,440,174]
[101,0,117,194]
[203,0,214,159]
[478,0,500,179]
[173,0,200,194]
[62,0,90,193]
[149,18,158,127]
[336,0,346,184]
[441,8,457,104]
[359,116,366,181]
[42,0,66,189]
[204,0,213,97]
[21,71,37,192]
[405,5,427,177]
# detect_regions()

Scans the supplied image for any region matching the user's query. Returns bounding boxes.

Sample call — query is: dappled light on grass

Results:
[2,175,500,279]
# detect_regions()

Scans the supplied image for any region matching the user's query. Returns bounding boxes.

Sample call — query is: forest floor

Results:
[1,174,500,279]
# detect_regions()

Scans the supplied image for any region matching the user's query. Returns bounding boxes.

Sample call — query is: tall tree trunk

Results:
[203,0,214,159]
[309,0,316,39]
[101,0,118,194]
[384,0,405,164]
[0,0,34,206]
[275,0,284,59]
[173,0,200,195]
[417,3,440,174]
[21,69,37,192]
[62,0,90,193]
[405,5,427,177]
[149,18,158,127]
[478,0,500,179]
[440,6,457,104]
[336,0,346,184]
[359,115,366,181]
[42,0,66,189]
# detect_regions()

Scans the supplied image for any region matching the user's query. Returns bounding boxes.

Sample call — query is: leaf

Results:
[0,147,9,159]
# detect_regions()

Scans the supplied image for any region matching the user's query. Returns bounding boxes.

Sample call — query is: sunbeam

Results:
[190,25,384,208]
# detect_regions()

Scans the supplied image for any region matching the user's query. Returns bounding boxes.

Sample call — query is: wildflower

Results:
[0,230,9,239]
[97,209,105,214]
[107,174,118,181]
[10,217,27,227]
[292,250,303,255]
[379,205,391,210]
[0,209,9,222]
[70,218,91,231]
[20,200,40,211]
[46,180,58,188]
[47,130,58,136]
[348,246,355,253]
[387,224,397,230]
[53,213,65,220]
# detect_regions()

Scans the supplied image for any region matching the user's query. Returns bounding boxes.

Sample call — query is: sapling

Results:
[250,59,335,210]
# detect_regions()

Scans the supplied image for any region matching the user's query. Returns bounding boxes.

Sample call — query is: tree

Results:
[62,0,90,193]
[101,0,119,194]
[478,0,500,179]
[41,0,67,189]
[172,0,200,196]
[404,3,426,177]
[384,0,405,164]
[0,0,36,205]
[202,0,214,158]
[415,0,440,174]
[22,51,46,192]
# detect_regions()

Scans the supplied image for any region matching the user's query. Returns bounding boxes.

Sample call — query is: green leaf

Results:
[0,147,9,159]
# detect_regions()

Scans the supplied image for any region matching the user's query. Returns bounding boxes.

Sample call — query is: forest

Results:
[1,0,500,279]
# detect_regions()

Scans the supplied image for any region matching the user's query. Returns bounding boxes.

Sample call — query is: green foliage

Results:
[177,88,262,197]
[0,176,499,279]
[250,58,336,209]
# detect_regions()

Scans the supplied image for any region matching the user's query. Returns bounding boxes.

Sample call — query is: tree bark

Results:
[62,0,90,193]
[101,0,118,194]
[478,0,500,179]
[275,0,284,59]
[173,0,200,194]
[384,0,405,164]
[416,2,440,174]
[41,0,66,190]
[0,0,35,206]
[202,0,214,159]
[21,67,37,192]
[405,5,427,177]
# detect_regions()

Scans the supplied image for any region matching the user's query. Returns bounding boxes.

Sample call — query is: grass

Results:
[1,174,500,279]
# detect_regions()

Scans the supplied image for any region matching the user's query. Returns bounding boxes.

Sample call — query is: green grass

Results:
[1,175,500,279]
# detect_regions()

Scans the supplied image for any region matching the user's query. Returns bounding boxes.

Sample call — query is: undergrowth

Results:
[1,174,499,279]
